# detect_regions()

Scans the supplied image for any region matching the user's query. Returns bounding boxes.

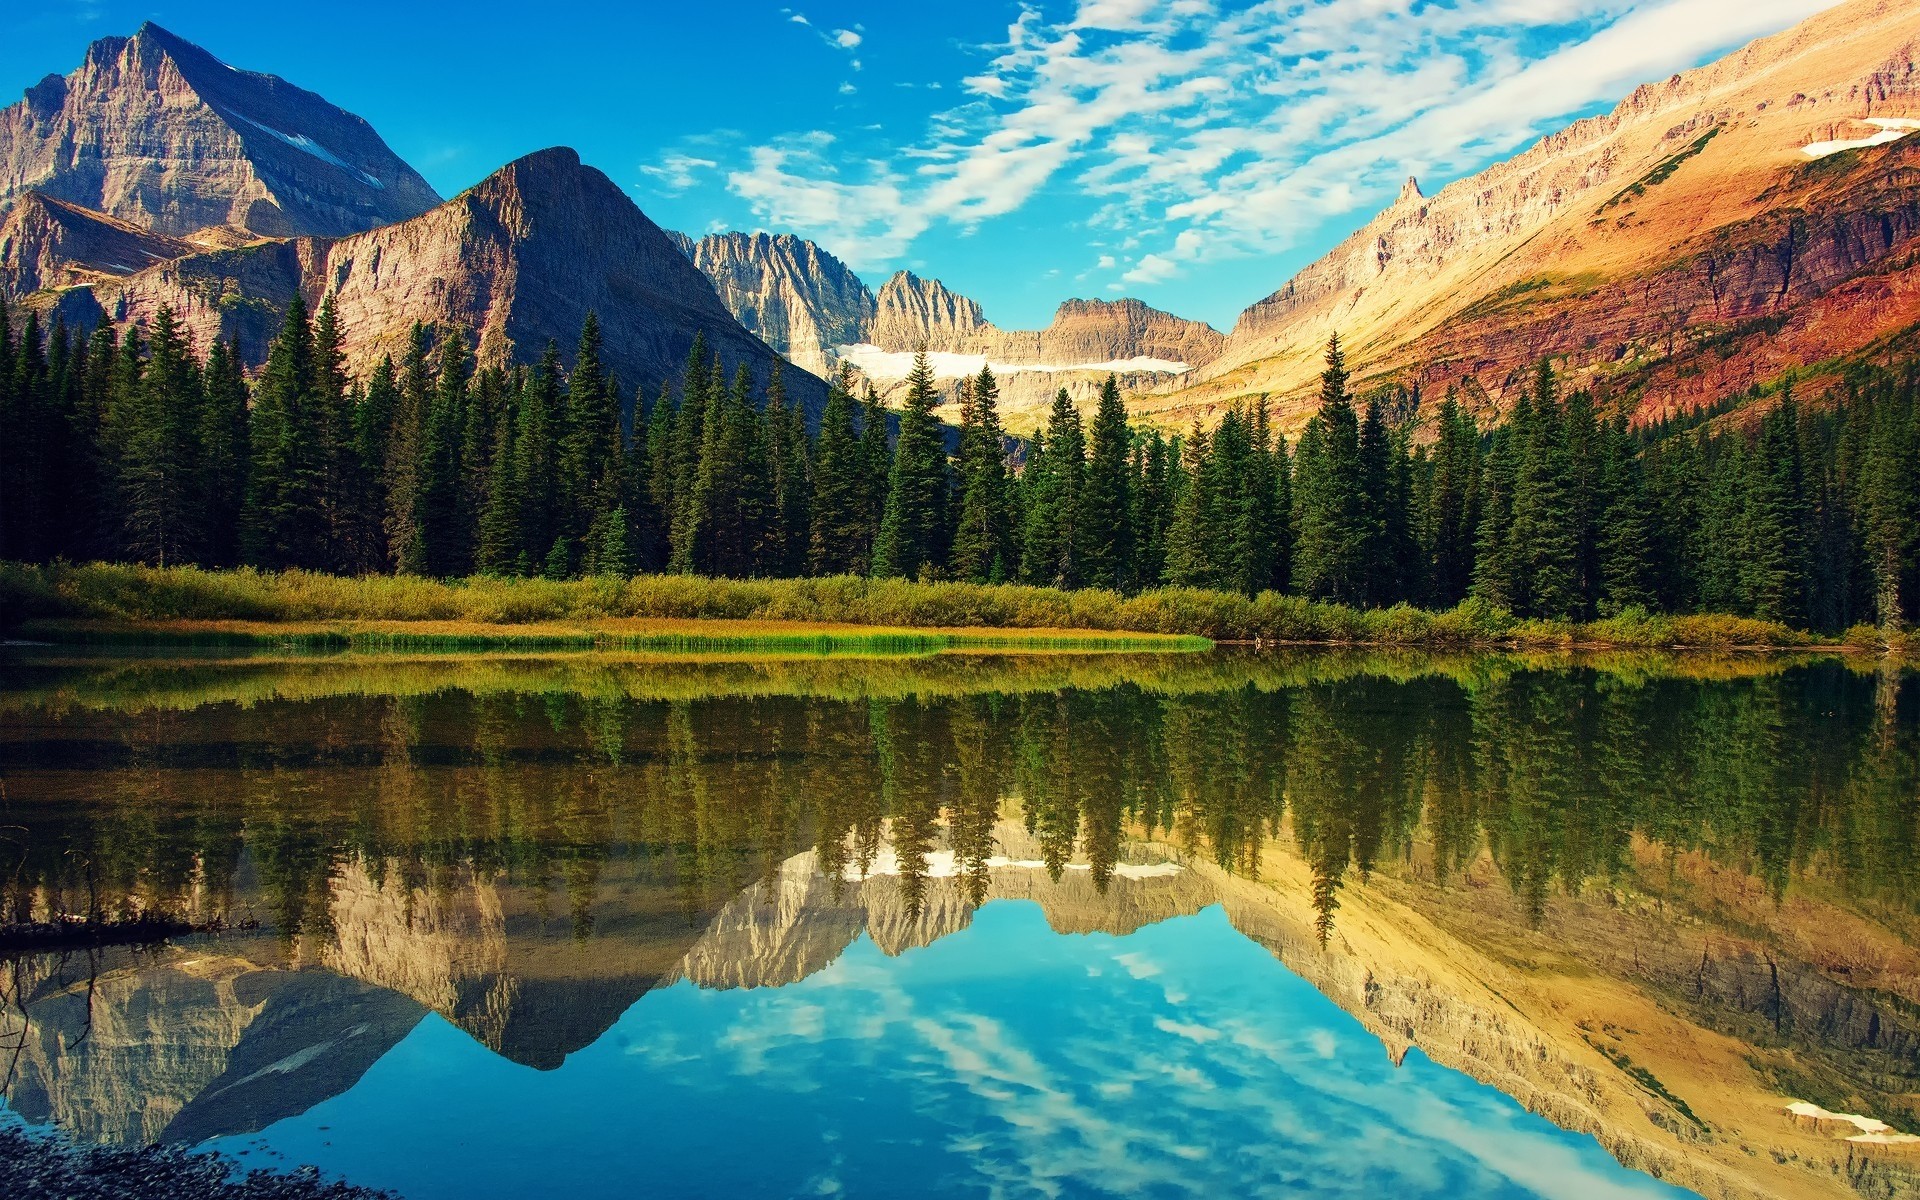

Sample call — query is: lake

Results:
[1,646,1916,1199]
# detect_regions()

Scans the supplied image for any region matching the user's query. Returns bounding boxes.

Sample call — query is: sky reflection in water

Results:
[209,902,1695,1200]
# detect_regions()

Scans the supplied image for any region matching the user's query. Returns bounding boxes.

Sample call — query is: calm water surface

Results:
[1,647,1916,1199]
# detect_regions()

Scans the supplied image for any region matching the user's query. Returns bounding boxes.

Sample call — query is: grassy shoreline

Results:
[0,562,1903,653]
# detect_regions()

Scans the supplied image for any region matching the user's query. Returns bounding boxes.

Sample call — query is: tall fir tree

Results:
[1081,375,1135,591]
[871,349,952,580]
[951,364,1015,583]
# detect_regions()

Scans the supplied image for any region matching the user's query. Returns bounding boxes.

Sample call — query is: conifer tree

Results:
[1165,424,1217,589]
[120,306,204,566]
[198,338,249,567]
[667,336,713,573]
[809,366,868,575]
[871,349,951,580]
[383,323,435,571]
[1742,390,1813,624]
[1019,389,1086,589]
[1132,431,1174,588]
[1081,375,1134,591]
[1293,335,1366,602]
[245,295,328,569]
[1424,395,1480,606]
[952,364,1014,583]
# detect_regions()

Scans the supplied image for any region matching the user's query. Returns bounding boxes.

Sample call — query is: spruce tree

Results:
[1293,335,1366,602]
[951,364,1014,583]
[1081,375,1134,591]
[1019,389,1086,589]
[244,295,327,569]
[199,339,250,567]
[871,349,951,580]
[809,365,868,575]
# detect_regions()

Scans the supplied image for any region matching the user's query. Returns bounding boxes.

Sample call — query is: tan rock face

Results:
[0,191,191,296]
[868,269,989,351]
[1154,0,1920,431]
[684,231,875,376]
[50,147,825,414]
[0,23,440,239]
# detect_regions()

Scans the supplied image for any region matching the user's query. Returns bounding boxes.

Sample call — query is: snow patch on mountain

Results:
[1802,117,1920,159]
[231,113,384,189]
[832,343,1191,380]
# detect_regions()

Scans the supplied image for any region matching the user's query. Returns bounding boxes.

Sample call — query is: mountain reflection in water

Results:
[2,648,1918,1200]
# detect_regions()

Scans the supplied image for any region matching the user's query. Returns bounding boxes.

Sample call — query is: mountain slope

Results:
[0,191,194,295]
[53,147,825,414]
[1153,0,1920,431]
[0,23,441,239]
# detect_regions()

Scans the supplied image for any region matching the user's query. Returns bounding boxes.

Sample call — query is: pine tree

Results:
[513,346,564,576]
[1741,389,1813,624]
[871,349,951,580]
[667,335,713,573]
[809,365,868,576]
[951,364,1014,584]
[1165,425,1216,588]
[383,323,435,571]
[244,295,327,569]
[1081,375,1134,591]
[1596,417,1656,612]
[761,363,810,576]
[1019,389,1086,589]
[1293,335,1366,602]
[198,338,249,567]
[1132,431,1173,588]
[1425,395,1480,606]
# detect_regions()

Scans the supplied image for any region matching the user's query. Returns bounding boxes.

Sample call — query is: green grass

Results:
[0,562,1851,651]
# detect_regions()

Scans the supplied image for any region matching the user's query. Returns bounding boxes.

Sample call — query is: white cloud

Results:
[638,151,718,194]
[725,0,1842,291]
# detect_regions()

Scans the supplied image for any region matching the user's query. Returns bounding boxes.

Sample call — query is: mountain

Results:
[674,232,1224,430]
[1153,0,1920,431]
[0,191,194,294]
[683,231,875,376]
[51,147,826,414]
[0,23,440,239]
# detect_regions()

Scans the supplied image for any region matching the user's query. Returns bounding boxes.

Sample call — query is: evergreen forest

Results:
[3,295,1917,634]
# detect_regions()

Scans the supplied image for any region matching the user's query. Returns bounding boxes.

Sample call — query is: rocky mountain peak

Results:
[54,143,823,420]
[1396,176,1424,204]
[0,23,440,238]
[686,230,877,375]
[871,269,988,351]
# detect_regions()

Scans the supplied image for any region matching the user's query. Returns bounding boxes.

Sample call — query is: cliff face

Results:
[51,148,825,414]
[0,23,440,239]
[1154,0,1920,431]
[0,191,192,296]
[685,231,876,376]
[867,269,989,352]
[851,282,1225,433]
[671,234,1222,430]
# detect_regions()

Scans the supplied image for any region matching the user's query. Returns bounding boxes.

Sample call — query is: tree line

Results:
[2,293,1918,632]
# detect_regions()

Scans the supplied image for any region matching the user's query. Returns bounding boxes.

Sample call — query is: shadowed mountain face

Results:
[0,23,440,239]
[1153,0,1920,432]
[49,148,826,414]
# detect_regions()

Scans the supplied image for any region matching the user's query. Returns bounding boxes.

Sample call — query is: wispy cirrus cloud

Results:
[725,0,1841,283]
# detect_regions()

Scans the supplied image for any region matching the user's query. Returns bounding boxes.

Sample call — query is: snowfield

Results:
[1801,117,1920,159]
[831,343,1191,380]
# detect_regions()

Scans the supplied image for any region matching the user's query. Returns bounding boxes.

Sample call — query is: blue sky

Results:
[6,0,1841,330]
